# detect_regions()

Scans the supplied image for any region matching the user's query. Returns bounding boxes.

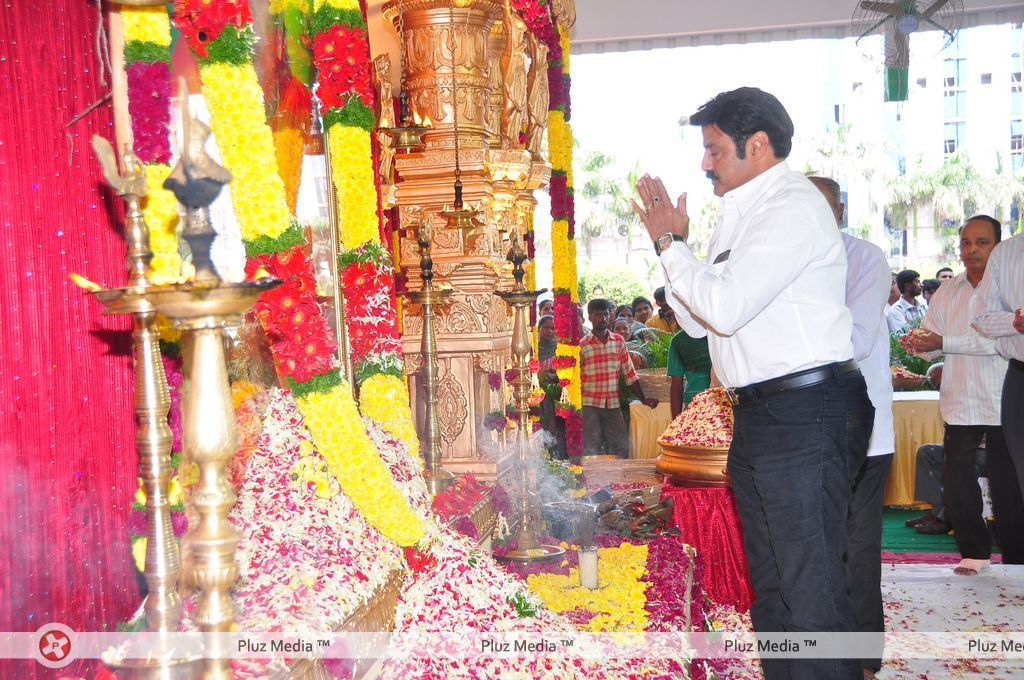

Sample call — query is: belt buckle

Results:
[724,388,740,406]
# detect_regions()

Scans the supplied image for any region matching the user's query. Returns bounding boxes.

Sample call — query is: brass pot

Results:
[656,444,729,488]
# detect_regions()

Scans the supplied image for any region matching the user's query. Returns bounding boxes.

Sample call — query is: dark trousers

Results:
[943,424,1024,563]
[1003,361,1024,561]
[846,453,892,673]
[582,406,630,458]
[728,370,873,680]
[914,444,946,517]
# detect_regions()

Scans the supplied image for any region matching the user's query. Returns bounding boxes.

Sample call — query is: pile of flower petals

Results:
[228,389,403,634]
[379,526,686,679]
[658,388,734,449]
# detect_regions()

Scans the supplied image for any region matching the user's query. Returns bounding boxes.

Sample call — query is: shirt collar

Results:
[722,160,790,217]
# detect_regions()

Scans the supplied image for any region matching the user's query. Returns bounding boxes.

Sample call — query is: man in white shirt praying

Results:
[909,216,1023,573]
[633,87,873,680]
[809,176,893,680]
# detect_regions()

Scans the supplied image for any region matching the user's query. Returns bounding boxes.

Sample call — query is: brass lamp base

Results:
[497,544,565,563]
[424,468,455,496]
[380,124,429,152]
[102,655,201,680]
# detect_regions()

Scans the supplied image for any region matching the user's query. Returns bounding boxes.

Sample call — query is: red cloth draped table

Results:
[661,481,753,612]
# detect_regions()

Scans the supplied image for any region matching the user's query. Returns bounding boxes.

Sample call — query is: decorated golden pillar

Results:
[382,0,549,479]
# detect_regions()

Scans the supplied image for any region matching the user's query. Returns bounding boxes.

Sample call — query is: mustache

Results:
[706,171,719,181]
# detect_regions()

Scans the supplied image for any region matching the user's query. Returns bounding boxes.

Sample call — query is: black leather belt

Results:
[725,360,861,406]
[1010,358,1024,371]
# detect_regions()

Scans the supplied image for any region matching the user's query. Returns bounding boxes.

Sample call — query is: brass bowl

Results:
[656,443,729,488]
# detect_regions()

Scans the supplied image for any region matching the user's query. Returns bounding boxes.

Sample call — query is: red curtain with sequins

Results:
[0,0,139,676]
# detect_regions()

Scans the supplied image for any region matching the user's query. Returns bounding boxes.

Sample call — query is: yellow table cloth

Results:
[884,391,943,507]
[629,401,673,459]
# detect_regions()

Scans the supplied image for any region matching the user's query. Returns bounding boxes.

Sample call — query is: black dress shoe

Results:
[914,515,953,535]
[905,513,934,528]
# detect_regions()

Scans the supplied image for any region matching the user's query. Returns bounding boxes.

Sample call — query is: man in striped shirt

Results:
[580,298,658,457]
[909,215,1024,574]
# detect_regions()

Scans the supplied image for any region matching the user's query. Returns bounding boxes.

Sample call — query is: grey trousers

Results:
[582,405,630,458]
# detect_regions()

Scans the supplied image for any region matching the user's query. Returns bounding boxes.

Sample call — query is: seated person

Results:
[909,443,987,535]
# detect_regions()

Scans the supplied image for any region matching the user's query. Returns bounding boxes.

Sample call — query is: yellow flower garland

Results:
[142,163,182,285]
[297,381,425,546]
[327,127,378,250]
[273,125,304,215]
[187,18,424,546]
[527,543,650,632]
[120,5,172,47]
[359,373,421,464]
[199,62,291,244]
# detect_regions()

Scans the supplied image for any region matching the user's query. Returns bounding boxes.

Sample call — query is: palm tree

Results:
[986,153,1024,236]
[576,151,644,262]
[929,152,987,256]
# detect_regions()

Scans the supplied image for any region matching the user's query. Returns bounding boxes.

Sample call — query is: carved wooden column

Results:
[384,0,510,480]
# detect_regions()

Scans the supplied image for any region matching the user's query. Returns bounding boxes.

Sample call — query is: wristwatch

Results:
[654,232,684,255]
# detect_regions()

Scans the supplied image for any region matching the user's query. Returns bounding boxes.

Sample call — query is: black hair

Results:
[689,87,794,159]
[960,214,1002,244]
[537,314,554,327]
[921,279,940,294]
[935,267,954,278]
[896,269,920,294]
[615,304,633,318]
[653,286,666,302]
[631,296,652,311]
[587,298,614,315]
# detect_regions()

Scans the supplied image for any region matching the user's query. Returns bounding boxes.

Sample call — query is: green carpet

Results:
[881,508,959,553]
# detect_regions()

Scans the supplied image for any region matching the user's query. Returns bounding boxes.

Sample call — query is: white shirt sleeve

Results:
[971,247,1018,338]
[658,200,828,337]
[663,276,709,339]
[923,281,997,357]
[844,240,890,362]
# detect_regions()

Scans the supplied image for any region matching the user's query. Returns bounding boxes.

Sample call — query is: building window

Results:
[981,73,992,84]
[944,121,965,156]
[1013,72,1023,116]
[944,57,965,88]
[1013,119,1024,171]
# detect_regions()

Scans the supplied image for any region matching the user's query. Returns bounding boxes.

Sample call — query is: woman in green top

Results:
[667,330,712,418]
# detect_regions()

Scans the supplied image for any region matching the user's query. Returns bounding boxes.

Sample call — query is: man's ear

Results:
[748,131,771,160]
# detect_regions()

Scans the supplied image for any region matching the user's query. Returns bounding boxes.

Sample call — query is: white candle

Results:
[578,546,598,589]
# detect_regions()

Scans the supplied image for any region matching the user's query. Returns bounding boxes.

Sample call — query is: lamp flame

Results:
[69,272,102,291]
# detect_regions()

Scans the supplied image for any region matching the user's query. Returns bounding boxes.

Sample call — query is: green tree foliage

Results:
[577,262,648,305]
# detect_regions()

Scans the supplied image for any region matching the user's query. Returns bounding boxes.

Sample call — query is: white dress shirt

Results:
[886,296,927,334]
[843,233,895,457]
[659,161,855,388]
[972,234,1024,362]
[921,272,1006,426]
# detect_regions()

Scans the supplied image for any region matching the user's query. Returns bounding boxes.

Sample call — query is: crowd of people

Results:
[540,86,1024,680]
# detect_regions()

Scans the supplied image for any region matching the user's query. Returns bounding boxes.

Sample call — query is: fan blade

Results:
[860,1,905,15]
[922,17,957,43]
[920,0,951,20]
[856,14,892,44]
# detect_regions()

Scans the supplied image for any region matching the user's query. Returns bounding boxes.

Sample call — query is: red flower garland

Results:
[245,248,338,383]
[173,0,252,57]
[311,25,374,113]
